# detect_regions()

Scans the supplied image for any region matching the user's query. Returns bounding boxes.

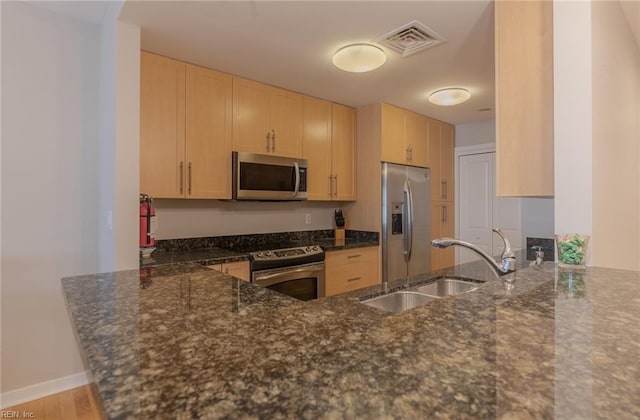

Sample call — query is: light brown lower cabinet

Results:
[325,246,379,296]
[207,261,250,282]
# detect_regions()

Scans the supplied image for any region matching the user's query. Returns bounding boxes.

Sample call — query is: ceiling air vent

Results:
[376,20,445,57]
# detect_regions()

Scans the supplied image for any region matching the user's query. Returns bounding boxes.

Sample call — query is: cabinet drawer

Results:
[326,260,378,296]
[325,246,379,296]
[325,246,377,266]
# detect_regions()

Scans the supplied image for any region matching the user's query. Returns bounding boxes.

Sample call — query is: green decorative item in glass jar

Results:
[555,234,589,269]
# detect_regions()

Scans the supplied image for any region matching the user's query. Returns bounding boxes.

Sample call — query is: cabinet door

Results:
[232,77,270,154]
[302,97,332,200]
[140,52,186,198]
[405,111,429,167]
[431,202,455,270]
[269,87,302,158]
[185,65,233,199]
[381,103,407,165]
[440,123,455,201]
[439,202,455,268]
[221,261,250,281]
[495,0,553,196]
[428,120,442,202]
[332,104,357,201]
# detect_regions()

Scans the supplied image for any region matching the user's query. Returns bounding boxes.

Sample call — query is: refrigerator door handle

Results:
[403,180,414,262]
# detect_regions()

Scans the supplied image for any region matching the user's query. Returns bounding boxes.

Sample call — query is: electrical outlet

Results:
[305,213,312,225]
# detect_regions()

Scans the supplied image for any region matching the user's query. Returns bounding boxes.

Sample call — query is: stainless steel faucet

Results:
[431,228,516,277]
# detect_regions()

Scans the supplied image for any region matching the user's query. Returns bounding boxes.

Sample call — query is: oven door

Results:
[252,262,325,301]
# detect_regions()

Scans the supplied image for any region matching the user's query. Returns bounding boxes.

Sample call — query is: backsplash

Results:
[155,230,379,253]
[152,199,340,240]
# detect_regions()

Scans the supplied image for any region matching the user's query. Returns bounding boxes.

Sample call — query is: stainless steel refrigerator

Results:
[382,162,431,283]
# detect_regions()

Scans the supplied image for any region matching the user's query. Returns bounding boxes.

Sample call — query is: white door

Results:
[458,152,521,264]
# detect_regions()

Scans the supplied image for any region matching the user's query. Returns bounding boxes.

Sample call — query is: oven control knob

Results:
[312,245,319,251]
[305,246,311,252]
[256,252,263,258]
[265,251,272,257]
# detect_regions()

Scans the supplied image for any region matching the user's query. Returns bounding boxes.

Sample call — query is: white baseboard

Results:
[0,371,90,409]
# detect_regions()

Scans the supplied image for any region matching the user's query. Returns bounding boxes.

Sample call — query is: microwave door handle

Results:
[293,162,300,197]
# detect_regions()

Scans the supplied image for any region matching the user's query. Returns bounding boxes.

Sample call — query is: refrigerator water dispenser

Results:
[391,202,403,235]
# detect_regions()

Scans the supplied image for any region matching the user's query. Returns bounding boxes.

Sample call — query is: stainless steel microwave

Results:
[232,152,308,200]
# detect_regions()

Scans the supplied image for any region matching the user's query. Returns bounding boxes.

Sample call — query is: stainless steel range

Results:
[249,245,325,301]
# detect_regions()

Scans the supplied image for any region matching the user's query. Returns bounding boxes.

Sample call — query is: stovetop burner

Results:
[250,244,322,261]
[249,245,324,271]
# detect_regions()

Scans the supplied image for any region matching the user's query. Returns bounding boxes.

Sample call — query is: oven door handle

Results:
[254,265,324,285]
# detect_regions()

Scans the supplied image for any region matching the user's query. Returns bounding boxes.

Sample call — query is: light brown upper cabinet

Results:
[380,103,429,168]
[302,97,356,201]
[140,52,186,198]
[232,77,302,158]
[428,118,455,202]
[140,52,233,199]
[185,64,233,199]
[495,0,554,197]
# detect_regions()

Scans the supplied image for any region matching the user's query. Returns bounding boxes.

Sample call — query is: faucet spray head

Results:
[431,238,454,249]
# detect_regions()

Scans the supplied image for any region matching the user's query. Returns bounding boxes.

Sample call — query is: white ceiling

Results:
[120,1,496,125]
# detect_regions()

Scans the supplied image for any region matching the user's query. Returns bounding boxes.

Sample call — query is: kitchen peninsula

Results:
[62,258,639,418]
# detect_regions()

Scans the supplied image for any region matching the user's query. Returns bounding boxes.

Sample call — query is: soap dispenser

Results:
[530,246,544,267]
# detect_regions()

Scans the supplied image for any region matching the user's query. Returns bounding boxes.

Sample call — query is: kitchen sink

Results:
[361,277,486,313]
[412,278,482,297]
[361,291,437,313]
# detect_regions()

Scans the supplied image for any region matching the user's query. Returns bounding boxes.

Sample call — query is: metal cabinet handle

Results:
[408,145,413,162]
[329,175,333,197]
[347,277,361,282]
[347,254,361,259]
[271,130,276,152]
[441,180,447,199]
[179,161,184,194]
[334,175,338,197]
[441,205,448,223]
[188,162,192,195]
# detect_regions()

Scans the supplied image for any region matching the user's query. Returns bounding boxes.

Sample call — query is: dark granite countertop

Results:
[142,231,379,268]
[62,260,640,419]
[140,247,249,268]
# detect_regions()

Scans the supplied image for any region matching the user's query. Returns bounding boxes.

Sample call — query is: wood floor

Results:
[3,385,104,420]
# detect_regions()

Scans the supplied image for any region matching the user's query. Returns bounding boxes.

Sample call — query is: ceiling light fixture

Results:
[332,43,386,73]
[428,88,471,106]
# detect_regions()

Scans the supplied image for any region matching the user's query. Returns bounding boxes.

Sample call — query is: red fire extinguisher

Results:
[139,194,156,248]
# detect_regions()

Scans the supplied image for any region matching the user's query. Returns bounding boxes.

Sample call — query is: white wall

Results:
[591,0,639,270]
[114,21,140,270]
[1,0,100,396]
[455,119,495,148]
[154,201,340,239]
[99,2,140,272]
[553,0,640,270]
[521,197,555,242]
[553,1,594,242]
